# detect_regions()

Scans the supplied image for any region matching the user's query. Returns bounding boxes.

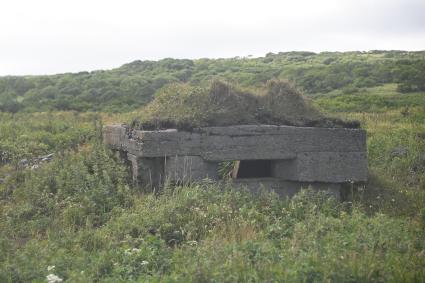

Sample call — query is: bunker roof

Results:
[131,80,360,131]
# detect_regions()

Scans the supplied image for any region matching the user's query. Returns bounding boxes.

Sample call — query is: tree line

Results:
[0,50,424,112]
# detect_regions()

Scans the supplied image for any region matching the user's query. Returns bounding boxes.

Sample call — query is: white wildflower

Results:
[47,266,55,271]
[132,248,141,253]
[46,273,63,283]
[141,260,149,266]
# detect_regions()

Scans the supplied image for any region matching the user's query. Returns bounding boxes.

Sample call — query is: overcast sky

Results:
[1,0,424,75]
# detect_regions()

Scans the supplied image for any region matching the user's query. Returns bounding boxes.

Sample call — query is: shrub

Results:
[1,143,132,237]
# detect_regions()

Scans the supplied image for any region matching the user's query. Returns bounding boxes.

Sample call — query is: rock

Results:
[412,154,425,173]
[30,153,55,163]
[390,146,408,159]
[40,153,54,162]
[148,227,157,235]
[415,132,425,140]
[43,153,54,159]
[19,158,28,166]
[31,164,40,170]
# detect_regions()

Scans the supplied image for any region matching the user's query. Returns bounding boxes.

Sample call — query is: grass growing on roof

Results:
[131,80,359,130]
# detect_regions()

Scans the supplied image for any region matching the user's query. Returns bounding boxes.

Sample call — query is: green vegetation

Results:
[0,50,424,282]
[1,99,424,282]
[0,112,96,166]
[2,182,424,282]
[314,84,425,112]
[1,50,425,112]
[132,80,357,130]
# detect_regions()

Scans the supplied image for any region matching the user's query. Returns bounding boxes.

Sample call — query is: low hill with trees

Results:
[1,50,424,112]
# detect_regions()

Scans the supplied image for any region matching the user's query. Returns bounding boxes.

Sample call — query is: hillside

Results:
[1,50,425,112]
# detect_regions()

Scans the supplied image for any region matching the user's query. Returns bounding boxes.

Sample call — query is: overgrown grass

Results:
[1,180,424,282]
[131,80,358,130]
[0,82,425,282]
[315,87,425,219]
[0,112,97,166]
[314,84,425,112]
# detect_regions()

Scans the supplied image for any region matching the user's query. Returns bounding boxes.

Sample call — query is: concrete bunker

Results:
[103,124,368,199]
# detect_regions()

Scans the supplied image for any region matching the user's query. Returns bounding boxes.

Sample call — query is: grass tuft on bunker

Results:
[132,80,359,130]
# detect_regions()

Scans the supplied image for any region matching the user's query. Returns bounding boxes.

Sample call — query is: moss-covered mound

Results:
[131,80,359,130]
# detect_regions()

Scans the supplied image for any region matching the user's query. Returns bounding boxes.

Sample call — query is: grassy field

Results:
[313,84,425,112]
[0,84,424,282]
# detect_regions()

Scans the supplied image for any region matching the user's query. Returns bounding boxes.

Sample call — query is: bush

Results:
[1,143,132,237]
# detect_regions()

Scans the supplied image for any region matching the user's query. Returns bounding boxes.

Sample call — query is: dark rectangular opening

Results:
[235,160,272,178]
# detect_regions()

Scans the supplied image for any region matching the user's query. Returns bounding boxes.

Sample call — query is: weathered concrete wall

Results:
[293,152,368,183]
[164,156,219,183]
[103,125,366,160]
[127,154,164,189]
[199,125,365,161]
[103,124,128,148]
[271,152,367,183]
[103,124,367,194]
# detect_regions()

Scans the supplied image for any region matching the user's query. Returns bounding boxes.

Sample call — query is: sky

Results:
[1,0,424,75]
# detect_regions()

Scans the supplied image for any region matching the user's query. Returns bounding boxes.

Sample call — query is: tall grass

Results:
[1,182,424,282]
[0,83,425,282]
